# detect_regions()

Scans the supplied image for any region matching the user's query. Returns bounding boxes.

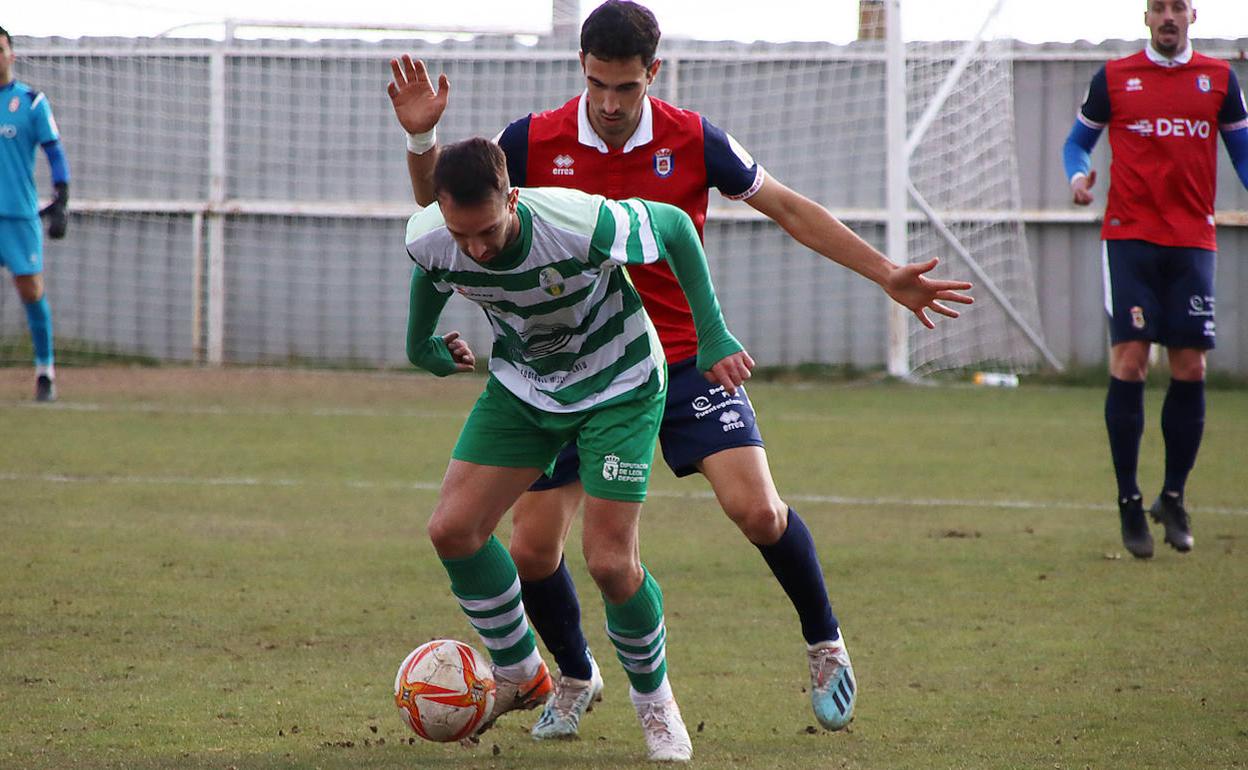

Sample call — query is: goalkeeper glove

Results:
[39,182,69,239]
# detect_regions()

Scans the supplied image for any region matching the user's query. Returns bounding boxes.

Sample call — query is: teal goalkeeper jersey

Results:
[0,81,61,219]
[405,187,740,414]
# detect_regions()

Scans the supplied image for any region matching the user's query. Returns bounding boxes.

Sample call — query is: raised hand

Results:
[387,55,450,135]
[442,331,476,373]
[703,349,755,396]
[884,257,974,330]
[1071,169,1097,206]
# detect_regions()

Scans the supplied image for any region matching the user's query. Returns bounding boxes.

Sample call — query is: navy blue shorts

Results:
[1102,239,1216,350]
[528,356,766,490]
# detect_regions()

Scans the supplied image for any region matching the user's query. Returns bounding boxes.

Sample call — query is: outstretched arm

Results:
[744,178,973,329]
[407,266,474,375]
[646,202,752,393]
[387,55,450,207]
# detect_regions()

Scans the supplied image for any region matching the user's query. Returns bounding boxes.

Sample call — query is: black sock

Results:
[1161,378,1205,496]
[755,509,840,645]
[1105,377,1145,500]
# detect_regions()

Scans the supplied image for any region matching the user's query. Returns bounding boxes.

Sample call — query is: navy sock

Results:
[755,509,839,645]
[1105,377,1145,500]
[1161,378,1205,496]
[519,557,592,680]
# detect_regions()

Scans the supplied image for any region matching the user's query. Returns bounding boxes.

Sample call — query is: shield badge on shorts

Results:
[1197,74,1211,93]
[653,148,673,178]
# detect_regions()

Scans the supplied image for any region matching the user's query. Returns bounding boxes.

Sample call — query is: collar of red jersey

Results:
[577,91,654,154]
[1144,41,1193,68]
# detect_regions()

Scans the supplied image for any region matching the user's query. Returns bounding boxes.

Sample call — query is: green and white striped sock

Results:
[440,535,536,667]
[604,568,667,694]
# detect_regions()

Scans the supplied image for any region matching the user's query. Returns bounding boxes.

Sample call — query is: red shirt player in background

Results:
[1063,0,1248,560]
[389,0,974,746]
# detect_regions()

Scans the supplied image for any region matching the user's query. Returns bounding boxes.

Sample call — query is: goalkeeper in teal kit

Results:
[0,27,69,402]
[404,137,751,762]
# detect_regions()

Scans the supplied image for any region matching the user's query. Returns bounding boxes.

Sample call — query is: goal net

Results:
[1,3,1048,376]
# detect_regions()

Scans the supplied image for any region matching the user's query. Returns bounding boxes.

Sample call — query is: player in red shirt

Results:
[1063,0,1248,559]
[389,0,974,740]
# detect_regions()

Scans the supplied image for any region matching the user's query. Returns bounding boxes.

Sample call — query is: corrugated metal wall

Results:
[2,36,1245,373]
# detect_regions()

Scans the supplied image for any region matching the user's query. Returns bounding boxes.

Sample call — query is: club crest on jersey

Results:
[7,97,18,113]
[1197,74,1211,93]
[1130,306,1146,330]
[653,148,673,178]
[1125,77,1143,93]
[538,266,566,297]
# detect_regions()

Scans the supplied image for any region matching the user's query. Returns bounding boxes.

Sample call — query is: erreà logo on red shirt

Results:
[551,154,574,176]
[1125,118,1211,139]
[653,148,673,178]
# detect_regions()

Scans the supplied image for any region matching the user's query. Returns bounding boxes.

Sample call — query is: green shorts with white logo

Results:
[452,374,664,502]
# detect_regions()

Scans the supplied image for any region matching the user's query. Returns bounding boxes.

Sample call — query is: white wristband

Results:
[406,127,437,155]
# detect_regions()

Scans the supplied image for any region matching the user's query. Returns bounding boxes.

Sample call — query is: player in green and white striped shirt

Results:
[406,137,751,762]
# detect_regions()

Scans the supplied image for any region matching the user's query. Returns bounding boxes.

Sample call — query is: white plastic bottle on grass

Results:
[972,372,1019,388]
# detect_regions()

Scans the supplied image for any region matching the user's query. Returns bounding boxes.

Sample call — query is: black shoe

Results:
[1150,492,1193,553]
[35,374,57,403]
[1118,494,1153,559]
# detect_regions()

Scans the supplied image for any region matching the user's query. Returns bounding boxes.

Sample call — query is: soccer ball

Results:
[394,639,496,742]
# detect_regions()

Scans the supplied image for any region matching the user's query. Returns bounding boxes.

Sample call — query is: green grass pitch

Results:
[2,368,1246,769]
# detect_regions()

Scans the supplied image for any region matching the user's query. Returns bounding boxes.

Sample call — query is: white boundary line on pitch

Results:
[10,401,468,419]
[4,471,1246,517]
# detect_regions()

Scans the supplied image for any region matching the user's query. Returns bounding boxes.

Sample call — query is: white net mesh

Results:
[904,31,1046,374]
[2,5,1046,375]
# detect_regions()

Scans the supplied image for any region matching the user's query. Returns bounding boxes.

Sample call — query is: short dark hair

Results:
[0,27,12,48]
[433,138,510,207]
[580,1,661,67]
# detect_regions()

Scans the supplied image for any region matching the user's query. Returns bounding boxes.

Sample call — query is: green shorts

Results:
[452,375,664,502]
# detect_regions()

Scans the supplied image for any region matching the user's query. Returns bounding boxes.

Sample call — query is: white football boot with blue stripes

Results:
[807,638,856,730]
[530,652,605,740]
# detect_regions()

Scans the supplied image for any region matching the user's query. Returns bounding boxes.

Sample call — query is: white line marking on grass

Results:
[12,401,466,419]
[5,472,1246,517]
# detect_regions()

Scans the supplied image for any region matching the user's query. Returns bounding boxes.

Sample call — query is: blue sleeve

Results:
[1062,120,1102,183]
[701,117,763,200]
[496,116,530,188]
[1218,67,1248,126]
[29,92,61,145]
[1222,126,1248,191]
[41,139,70,185]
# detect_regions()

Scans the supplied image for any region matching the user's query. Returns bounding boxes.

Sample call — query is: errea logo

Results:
[719,409,744,432]
[1125,77,1143,92]
[552,154,574,176]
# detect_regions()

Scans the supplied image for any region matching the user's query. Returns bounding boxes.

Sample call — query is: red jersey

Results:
[496,94,764,362]
[1077,47,1245,250]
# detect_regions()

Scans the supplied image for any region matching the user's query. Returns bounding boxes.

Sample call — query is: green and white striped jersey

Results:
[406,187,672,414]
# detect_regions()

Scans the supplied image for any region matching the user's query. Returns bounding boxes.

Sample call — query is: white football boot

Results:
[635,697,692,762]
[530,653,605,740]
